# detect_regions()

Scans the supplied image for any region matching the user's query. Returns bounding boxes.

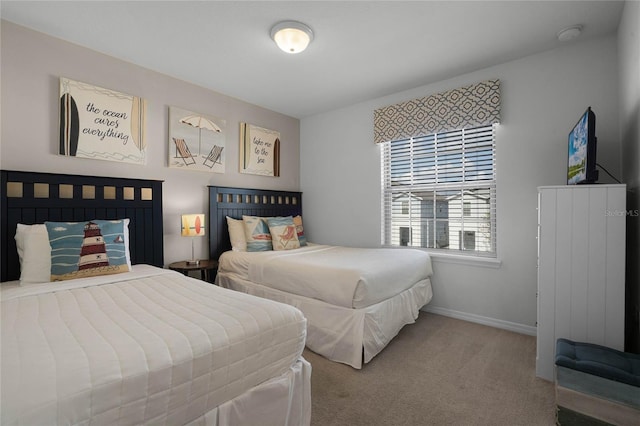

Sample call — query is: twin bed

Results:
[0,171,310,426]
[208,186,434,369]
[0,172,433,425]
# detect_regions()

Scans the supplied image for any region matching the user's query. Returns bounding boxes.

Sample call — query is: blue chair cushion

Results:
[555,338,640,387]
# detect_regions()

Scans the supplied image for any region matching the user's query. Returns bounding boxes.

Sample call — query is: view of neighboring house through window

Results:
[381,124,496,256]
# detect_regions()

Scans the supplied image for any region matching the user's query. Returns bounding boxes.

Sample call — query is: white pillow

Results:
[121,218,132,269]
[226,216,247,251]
[15,224,51,283]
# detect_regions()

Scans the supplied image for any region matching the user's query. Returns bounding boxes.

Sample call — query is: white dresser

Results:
[536,184,626,381]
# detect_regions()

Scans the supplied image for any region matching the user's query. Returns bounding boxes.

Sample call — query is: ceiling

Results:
[1,1,625,119]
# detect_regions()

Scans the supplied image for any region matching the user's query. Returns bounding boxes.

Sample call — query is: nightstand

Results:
[168,259,218,283]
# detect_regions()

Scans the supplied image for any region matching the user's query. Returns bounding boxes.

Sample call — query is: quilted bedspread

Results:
[219,244,433,309]
[1,265,307,425]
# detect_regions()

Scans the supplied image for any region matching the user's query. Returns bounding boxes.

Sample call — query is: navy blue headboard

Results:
[1,170,164,282]
[208,186,302,260]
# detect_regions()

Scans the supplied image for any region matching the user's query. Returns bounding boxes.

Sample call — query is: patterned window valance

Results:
[374,79,501,144]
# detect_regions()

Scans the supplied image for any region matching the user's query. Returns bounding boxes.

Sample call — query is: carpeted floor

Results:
[304,313,557,426]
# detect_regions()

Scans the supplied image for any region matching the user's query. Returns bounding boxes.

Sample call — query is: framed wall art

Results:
[59,77,146,164]
[239,122,280,177]
[168,106,226,173]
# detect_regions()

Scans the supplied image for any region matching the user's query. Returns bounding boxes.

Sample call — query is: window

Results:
[459,230,476,251]
[381,124,496,257]
[399,227,411,246]
[463,202,471,217]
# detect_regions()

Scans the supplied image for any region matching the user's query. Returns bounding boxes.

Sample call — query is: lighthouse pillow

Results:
[45,219,131,281]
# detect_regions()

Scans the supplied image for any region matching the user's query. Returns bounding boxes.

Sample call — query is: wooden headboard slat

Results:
[1,170,164,282]
[208,186,303,260]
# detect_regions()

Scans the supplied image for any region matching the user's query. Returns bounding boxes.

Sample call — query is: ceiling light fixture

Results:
[270,21,314,54]
[557,25,583,42]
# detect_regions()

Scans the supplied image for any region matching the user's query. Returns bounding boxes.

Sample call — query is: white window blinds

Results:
[381,125,497,256]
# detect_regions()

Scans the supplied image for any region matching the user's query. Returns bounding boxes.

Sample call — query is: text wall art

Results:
[59,77,146,164]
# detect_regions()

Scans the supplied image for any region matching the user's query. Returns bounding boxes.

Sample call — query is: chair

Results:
[203,145,224,168]
[555,338,640,425]
[173,138,196,166]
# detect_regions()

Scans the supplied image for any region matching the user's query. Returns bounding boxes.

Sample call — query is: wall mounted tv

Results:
[567,107,598,185]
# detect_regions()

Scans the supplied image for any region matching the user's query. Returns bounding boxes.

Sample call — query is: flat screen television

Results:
[567,107,598,185]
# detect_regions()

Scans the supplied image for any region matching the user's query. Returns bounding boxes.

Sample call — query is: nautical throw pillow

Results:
[45,219,131,281]
[292,215,307,246]
[267,216,300,251]
[242,215,273,251]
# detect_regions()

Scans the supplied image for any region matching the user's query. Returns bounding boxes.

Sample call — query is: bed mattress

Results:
[1,265,307,425]
[218,244,433,309]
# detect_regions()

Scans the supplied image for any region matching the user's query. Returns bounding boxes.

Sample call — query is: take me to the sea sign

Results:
[252,136,273,164]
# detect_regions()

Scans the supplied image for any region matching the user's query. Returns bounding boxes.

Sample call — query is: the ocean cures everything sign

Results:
[59,77,146,164]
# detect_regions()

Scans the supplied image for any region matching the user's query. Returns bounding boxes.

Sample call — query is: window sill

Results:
[381,246,502,268]
[426,251,502,269]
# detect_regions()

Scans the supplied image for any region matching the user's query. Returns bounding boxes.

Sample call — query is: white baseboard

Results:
[422,305,537,336]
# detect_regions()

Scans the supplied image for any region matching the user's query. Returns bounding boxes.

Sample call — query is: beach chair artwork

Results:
[203,145,224,168]
[168,106,226,172]
[173,138,196,166]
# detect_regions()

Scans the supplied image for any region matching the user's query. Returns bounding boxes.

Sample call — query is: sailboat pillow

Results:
[242,215,273,252]
[44,219,131,281]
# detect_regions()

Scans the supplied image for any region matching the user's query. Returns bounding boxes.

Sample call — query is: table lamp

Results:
[181,213,206,265]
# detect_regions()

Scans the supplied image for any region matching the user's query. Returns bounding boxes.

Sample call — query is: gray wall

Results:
[618,1,640,352]
[0,21,300,265]
[300,35,621,333]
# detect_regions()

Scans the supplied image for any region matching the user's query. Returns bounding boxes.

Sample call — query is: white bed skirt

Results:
[188,357,311,426]
[217,272,433,369]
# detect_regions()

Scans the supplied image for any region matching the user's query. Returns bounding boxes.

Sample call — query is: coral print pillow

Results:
[45,219,131,281]
[267,216,301,251]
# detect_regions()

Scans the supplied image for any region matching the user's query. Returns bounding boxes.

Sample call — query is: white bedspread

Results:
[1,265,307,425]
[219,245,432,309]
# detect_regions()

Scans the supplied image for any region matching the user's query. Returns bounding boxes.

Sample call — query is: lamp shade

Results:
[181,214,205,237]
[271,21,314,54]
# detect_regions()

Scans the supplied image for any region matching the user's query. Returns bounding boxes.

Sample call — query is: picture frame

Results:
[168,106,226,173]
[239,122,280,177]
[59,77,147,164]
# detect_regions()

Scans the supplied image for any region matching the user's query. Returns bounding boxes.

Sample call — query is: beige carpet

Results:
[304,313,556,426]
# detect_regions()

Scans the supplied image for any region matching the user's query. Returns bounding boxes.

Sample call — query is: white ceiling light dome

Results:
[557,25,583,42]
[270,21,314,54]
